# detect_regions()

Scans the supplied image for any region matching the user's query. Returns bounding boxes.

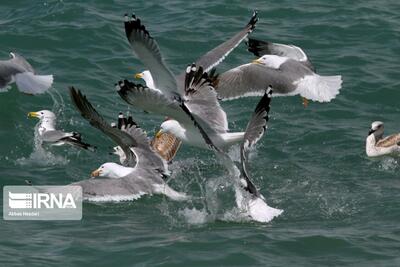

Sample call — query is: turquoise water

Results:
[1,0,400,266]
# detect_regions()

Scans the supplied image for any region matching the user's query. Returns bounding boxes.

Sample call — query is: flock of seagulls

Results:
[1,10,397,222]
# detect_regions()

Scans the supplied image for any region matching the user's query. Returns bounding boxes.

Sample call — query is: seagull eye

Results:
[41,112,44,114]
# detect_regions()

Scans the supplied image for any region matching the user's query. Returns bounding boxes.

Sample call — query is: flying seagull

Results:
[27,110,93,150]
[118,64,245,150]
[246,37,315,71]
[132,11,258,90]
[366,121,400,157]
[210,36,342,104]
[69,87,188,201]
[0,52,53,94]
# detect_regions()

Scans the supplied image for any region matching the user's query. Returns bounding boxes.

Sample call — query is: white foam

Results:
[178,207,209,225]
[85,193,146,202]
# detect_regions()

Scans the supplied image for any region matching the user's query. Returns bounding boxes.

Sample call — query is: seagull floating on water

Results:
[27,110,93,150]
[0,52,53,94]
[366,121,400,157]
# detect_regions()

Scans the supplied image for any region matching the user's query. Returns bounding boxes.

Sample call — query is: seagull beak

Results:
[28,112,38,118]
[368,129,374,136]
[155,130,163,138]
[91,168,101,178]
[134,73,143,79]
[252,59,262,64]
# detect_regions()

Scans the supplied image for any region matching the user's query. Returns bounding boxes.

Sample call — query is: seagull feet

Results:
[302,97,309,108]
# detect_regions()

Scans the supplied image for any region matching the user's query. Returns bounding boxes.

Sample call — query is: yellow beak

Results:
[134,73,143,79]
[252,59,262,64]
[155,130,163,138]
[28,112,38,118]
[91,168,101,178]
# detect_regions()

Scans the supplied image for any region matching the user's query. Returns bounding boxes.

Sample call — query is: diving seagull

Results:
[0,52,53,94]
[27,110,94,150]
[69,87,188,201]
[366,121,400,157]
[110,113,182,164]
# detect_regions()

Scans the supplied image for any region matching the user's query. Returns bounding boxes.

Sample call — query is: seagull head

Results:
[252,55,287,69]
[28,110,56,121]
[157,119,185,140]
[134,70,154,88]
[91,162,126,179]
[368,121,384,137]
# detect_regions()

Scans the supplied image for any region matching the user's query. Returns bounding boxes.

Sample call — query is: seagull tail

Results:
[63,136,96,152]
[15,72,53,94]
[296,74,342,102]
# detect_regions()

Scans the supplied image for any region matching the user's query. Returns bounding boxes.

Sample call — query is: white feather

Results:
[294,74,342,102]
[15,72,53,94]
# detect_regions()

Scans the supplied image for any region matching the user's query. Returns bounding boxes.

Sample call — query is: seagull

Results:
[246,37,315,71]
[366,121,400,157]
[0,52,53,94]
[110,113,182,164]
[27,110,94,150]
[133,36,341,106]
[69,87,188,201]
[118,65,245,151]
[213,51,342,104]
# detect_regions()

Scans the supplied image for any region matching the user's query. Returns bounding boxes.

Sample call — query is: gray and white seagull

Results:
[118,12,257,151]
[68,87,188,201]
[0,52,53,94]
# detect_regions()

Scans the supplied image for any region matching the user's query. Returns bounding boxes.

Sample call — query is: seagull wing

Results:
[240,88,273,197]
[216,63,294,100]
[376,133,400,148]
[175,11,258,86]
[124,14,179,97]
[70,87,139,166]
[184,64,228,134]
[246,38,315,71]
[10,53,35,73]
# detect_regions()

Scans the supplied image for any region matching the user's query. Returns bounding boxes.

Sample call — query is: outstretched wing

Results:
[240,88,273,197]
[70,87,139,166]
[116,77,222,152]
[246,38,315,71]
[124,14,179,97]
[10,53,35,73]
[216,63,290,100]
[116,80,183,118]
[184,64,228,134]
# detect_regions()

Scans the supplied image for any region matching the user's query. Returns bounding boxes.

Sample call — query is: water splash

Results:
[16,123,69,166]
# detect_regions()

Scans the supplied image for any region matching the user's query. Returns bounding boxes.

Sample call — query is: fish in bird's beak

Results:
[252,58,262,64]
[28,112,39,118]
[90,168,101,178]
[134,73,143,79]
